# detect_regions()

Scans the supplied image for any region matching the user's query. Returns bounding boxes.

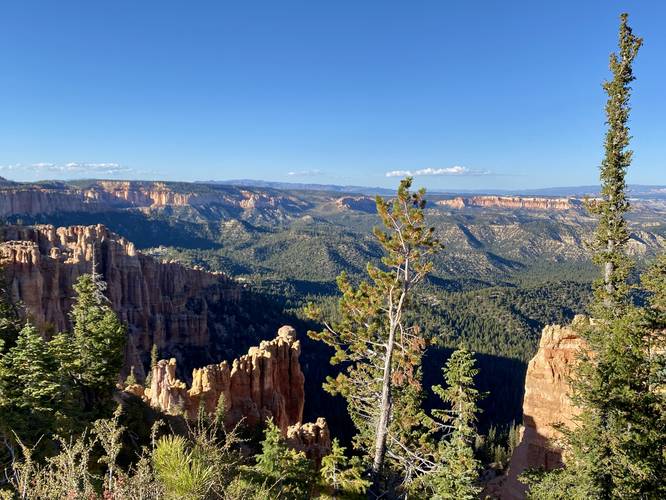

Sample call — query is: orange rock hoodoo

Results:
[495,318,588,499]
[0,224,240,379]
[145,326,305,431]
[131,326,331,460]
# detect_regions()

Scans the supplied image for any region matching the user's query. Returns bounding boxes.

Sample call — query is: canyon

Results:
[0,180,308,218]
[0,223,241,379]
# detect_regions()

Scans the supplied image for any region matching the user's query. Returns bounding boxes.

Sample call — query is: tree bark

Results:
[371,323,396,478]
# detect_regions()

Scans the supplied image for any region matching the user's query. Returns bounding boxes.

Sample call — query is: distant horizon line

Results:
[0,176,666,194]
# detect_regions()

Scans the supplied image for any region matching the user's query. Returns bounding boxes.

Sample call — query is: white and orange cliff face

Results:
[0,181,308,217]
[0,224,240,379]
[489,317,588,499]
[437,195,580,211]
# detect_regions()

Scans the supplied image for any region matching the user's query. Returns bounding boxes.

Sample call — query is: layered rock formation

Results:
[0,180,307,217]
[493,318,588,499]
[144,326,305,432]
[0,186,112,216]
[437,196,581,211]
[0,224,240,378]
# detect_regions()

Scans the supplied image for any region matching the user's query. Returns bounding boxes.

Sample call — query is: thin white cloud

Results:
[287,169,322,177]
[0,162,133,176]
[385,166,490,177]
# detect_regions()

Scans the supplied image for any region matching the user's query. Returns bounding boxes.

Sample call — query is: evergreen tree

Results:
[0,269,22,354]
[0,323,61,445]
[53,272,126,417]
[587,12,642,315]
[427,346,482,499]
[528,14,666,499]
[254,418,315,499]
[307,177,442,487]
[319,438,370,499]
[145,342,159,387]
[124,366,137,387]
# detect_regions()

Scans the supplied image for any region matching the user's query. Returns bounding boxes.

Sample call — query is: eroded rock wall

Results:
[0,224,240,378]
[437,195,580,211]
[493,317,588,499]
[0,181,308,217]
[143,326,305,431]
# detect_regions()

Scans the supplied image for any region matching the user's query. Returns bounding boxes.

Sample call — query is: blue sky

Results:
[0,1,664,189]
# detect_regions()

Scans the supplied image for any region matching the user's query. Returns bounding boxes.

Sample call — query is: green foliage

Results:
[69,272,126,401]
[587,12,642,315]
[92,405,126,494]
[0,323,61,445]
[427,346,482,499]
[253,419,315,499]
[474,421,520,470]
[530,14,666,500]
[319,439,370,498]
[0,271,21,355]
[125,366,138,386]
[0,272,127,457]
[7,432,98,499]
[46,272,126,425]
[153,434,215,499]
[308,177,442,484]
[522,466,597,500]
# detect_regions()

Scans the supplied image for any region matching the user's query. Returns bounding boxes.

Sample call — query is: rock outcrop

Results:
[437,196,581,211]
[286,418,332,466]
[493,318,588,499]
[0,224,240,379]
[129,325,331,462]
[144,326,305,432]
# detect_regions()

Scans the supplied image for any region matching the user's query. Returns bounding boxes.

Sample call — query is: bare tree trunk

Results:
[371,323,396,478]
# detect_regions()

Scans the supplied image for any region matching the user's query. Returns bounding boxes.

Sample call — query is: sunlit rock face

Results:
[0,223,240,379]
[492,317,588,499]
[0,180,308,217]
[286,418,332,466]
[136,325,330,461]
[144,326,305,432]
[437,195,581,211]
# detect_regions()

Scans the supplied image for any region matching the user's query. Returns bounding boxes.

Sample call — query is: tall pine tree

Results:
[307,177,441,489]
[527,13,666,499]
[587,12,642,315]
[427,346,482,499]
[0,323,61,446]
[52,270,126,420]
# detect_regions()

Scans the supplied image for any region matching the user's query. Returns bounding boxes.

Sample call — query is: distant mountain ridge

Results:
[208,179,666,199]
